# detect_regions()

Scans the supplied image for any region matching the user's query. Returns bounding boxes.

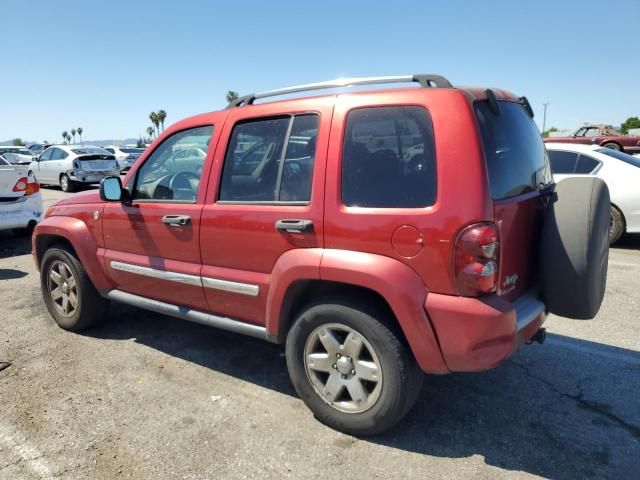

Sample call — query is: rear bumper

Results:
[69,171,120,184]
[0,193,43,231]
[425,290,546,372]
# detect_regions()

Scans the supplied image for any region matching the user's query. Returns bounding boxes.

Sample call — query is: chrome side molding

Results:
[104,289,269,341]
[110,261,260,296]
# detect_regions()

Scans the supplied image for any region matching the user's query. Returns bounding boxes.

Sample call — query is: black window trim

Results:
[340,103,437,209]
[216,112,320,206]
[130,124,215,205]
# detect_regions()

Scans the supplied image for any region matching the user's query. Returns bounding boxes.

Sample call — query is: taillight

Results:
[25,181,40,196]
[12,177,28,192]
[453,222,499,296]
[13,177,39,196]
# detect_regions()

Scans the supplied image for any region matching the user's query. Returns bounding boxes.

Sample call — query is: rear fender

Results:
[33,216,112,291]
[266,248,448,373]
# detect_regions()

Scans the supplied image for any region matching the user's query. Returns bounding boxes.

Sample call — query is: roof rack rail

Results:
[227,74,452,108]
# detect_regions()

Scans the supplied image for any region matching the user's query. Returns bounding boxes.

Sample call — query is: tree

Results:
[62,131,68,144]
[226,91,239,104]
[620,117,640,135]
[149,112,159,136]
[542,126,558,138]
[146,126,155,140]
[77,127,83,144]
[71,128,77,144]
[66,132,72,144]
[12,138,24,146]
[137,136,146,148]
[157,110,167,132]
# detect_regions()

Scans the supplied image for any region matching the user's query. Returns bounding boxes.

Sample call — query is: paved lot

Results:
[1,186,639,479]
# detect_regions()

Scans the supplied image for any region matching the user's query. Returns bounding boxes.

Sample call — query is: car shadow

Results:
[612,233,640,250]
[0,231,32,259]
[85,303,640,478]
[0,268,28,280]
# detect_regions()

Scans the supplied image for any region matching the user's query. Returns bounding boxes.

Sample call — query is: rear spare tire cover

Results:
[540,177,610,319]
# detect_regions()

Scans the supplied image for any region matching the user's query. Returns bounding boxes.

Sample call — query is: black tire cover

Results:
[540,177,610,319]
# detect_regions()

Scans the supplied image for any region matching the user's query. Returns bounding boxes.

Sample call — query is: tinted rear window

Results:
[475,101,551,199]
[342,106,436,208]
[547,150,578,173]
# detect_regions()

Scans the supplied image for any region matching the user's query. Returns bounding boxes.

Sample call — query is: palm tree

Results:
[66,133,72,144]
[146,126,154,141]
[157,110,167,132]
[149,112,159,136]
[62,131,68,144]
[77,127,83,144]
[226,91,239,104]
[71,128,76,144]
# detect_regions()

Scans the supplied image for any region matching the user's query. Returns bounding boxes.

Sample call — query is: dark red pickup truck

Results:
[544,124,640,154]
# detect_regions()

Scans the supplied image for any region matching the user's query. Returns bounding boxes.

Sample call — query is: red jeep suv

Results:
[33,75,610,435]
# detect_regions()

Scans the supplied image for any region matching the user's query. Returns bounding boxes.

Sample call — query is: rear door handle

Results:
[162,214,191,227]
[275,219,313,234]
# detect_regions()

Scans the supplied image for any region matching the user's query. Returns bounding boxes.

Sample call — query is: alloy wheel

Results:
[303,323,383,413]
[47,260,78,317]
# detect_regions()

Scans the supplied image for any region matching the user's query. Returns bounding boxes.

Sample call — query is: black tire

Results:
[602,142,621,152]
[60,174,74,192]
[40,246,108,331]
[609,205,625,244]
[285,297,423,436]
[540,177,610,319]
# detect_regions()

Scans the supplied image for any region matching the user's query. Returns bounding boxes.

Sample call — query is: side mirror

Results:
[100,176,124,202]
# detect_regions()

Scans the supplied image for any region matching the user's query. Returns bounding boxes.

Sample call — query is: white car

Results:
[546,143,640,243]
[0,146,36,165]
[0,156,43,232]
[29,145,119,192]
[103,146,145,172]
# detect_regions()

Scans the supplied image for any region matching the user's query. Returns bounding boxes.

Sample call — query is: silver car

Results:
[28,145,120,192]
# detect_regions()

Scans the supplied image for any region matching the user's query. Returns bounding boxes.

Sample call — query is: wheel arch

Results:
[267,248,448,374]
[600,140,623,151]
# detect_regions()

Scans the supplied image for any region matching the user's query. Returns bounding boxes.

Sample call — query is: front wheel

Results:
[285,298,423,436]
[60,174,75,192]
[40,246,108,331]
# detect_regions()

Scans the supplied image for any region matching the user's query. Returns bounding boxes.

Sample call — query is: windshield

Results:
[475,100,552,199]
[595,148,640,168]
[120,147,143,154]
[72,147,110,155]
[0,156,10,166]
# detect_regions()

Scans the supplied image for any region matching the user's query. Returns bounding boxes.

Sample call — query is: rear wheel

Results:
[609,205,625,244]
[60,174,74,192]
[602,142,621,151]
[286,298,423,436]
[41,246,108,331]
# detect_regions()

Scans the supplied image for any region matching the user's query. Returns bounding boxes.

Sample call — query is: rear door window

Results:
[575,154,600,174]
[548,150,579,174]
[475,101,551,199]
[341,106,436,208]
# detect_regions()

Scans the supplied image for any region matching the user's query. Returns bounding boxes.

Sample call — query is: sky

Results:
[1,0,639,143]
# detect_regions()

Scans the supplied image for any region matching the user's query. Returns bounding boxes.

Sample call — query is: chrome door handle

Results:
[162,215,191,227]
[275,219,313,233]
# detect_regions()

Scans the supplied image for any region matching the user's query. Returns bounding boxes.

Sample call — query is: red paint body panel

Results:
[426,292,546,371]
[324,90,493,295]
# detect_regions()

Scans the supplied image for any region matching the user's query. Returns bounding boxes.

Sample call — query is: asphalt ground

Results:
[0,186,638,479]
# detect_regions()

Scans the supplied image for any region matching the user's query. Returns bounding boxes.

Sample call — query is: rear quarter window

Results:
[475,101,551,199]
[341,106,436,208]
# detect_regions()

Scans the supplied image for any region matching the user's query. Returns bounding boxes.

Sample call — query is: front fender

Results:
[33,215,113,291]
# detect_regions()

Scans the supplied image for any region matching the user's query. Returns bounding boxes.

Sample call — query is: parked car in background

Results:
[28,143,52,156]
[546,143,640,243]
[544,124,640,154]
[32,74,611,436]
[0,146,36,165]
[103,146,145,172]
[28,145,120,192]
[0,156,43,233]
